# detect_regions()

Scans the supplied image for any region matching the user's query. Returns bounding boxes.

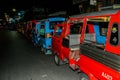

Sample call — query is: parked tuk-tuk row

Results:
[17,9,120,80]
[17,17,66,54]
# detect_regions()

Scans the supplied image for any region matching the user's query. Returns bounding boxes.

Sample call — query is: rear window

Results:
[40,25,45,38]
[50,21,63,30]
[54,26,62,37]
[99,22,108,36]
[70,23,83,34]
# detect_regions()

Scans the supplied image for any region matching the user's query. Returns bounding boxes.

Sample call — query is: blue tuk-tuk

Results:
[32,21,41,47]
[39,17,66,54]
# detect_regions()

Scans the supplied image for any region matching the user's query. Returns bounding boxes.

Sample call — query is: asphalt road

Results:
[0,30,79,80]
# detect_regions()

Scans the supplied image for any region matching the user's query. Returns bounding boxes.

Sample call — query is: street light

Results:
[12,8,16,12]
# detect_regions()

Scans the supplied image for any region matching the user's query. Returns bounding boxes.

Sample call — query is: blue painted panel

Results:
[36,22,40,36]
[39,17,66,53]
[94,25,106,44]
[48,17,65,21]
[32,22,41,46]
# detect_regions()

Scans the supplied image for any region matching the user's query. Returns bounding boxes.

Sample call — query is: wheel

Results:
[79,73,89,80]
[40,46,44,54]
[54,54,64,66]
[42,48,45,54]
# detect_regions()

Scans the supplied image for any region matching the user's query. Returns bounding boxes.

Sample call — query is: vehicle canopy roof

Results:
[70,9,120,19]
[40,17,66,22]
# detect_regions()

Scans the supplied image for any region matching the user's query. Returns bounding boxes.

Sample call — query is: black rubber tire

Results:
[54,54,63,66]
[40,47,44,54]
[79,73,89,80]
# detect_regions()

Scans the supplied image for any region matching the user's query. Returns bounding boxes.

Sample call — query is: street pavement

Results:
[0,30,79,80]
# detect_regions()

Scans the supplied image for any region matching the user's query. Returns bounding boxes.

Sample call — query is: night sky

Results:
[0,0,73,19]
[0,0,72,12]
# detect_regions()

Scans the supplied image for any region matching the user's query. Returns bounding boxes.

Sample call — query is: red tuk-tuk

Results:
[24,20,37,41]
[76,9,120,80]
[52,16,94,69]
